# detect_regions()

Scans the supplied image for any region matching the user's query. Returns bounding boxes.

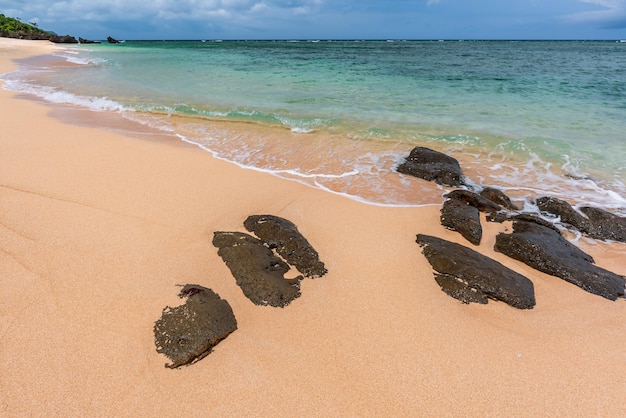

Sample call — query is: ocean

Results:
[3,40,626,212]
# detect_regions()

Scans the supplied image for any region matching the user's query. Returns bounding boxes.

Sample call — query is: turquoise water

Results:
[3,40,626,210]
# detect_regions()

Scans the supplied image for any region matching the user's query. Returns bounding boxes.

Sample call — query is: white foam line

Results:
[1,78,129,113]
[5,68,623,212]
[176,133,433,208]
[275,168,360,179]
[311,179,437,208]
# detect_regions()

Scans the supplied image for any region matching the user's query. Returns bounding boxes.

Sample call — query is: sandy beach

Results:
[1,38,625,417]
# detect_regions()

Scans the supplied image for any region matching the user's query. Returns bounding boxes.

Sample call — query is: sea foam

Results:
[1,77,128,112]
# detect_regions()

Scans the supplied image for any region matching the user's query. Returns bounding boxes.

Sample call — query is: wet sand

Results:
[1,38,625,417]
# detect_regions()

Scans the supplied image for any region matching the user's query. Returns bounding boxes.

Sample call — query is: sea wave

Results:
[136,103,331,133]
[53,50,107,66]
[0,76,129,112]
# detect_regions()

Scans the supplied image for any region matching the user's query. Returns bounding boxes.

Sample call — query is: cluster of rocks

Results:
[7,31,79,43]
[213,215,327,307]
[79,37,100,44]
[152,147,624,368]
[154,215,326,368]
[4,30,105,44]
[398,146,626,307]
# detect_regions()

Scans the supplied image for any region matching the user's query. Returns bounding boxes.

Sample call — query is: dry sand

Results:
[1,38,625,417]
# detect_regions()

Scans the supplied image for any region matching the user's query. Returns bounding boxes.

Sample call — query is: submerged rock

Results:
[494,221,625,301]
[440,198,482,245]
[244,214,327,278]
[154,285,237,369]
[416,234,536,309]
[212,231,302,307]
[396,147,466,187]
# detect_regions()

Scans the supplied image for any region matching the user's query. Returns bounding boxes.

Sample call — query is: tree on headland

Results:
[0,13,78,43]
[0,14,50,38]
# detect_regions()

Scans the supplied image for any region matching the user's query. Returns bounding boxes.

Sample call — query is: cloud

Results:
[0,0,336,38]
[1,0,324,23]
[565,0,626,27]
[3,0,625,39]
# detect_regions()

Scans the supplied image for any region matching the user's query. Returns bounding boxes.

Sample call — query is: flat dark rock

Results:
[536,196,592,231]
[486,211,561,233]
[440,189,508,245]
[494,221,625,301]
[154,285,237,369]
[480,187,519,210]
[416,234,536,309]
[396,147,465,187]
[510,213,561,232]
[213,231,302,307]
[244,215,327,278]
[440,198,482,245]
[580,206,626,242]
[433,273,489,305]
[445,189,502,213]
[536,197,626,242]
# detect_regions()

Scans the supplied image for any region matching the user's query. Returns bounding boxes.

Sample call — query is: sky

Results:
[1,0,626,40]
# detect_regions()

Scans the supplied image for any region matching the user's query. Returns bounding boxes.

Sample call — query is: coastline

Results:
[1,38,625,416]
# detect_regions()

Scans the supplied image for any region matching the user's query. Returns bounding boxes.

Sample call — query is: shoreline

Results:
[1,38,625,417]
[5,39,626,211]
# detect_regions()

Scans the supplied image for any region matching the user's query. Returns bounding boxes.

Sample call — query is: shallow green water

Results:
[3,40,626,209]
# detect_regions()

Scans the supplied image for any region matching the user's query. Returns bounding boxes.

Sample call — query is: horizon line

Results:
[97,38,626,42]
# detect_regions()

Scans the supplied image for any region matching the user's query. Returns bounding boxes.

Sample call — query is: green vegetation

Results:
[0,14,54,39]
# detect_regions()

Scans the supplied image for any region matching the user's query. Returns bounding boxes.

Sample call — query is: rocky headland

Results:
[0,13,101,44]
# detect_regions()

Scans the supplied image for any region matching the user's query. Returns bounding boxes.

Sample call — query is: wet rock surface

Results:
[440,190,505,245]
[536,196,591,230]
[213,231,302,307]
[445,189,502,213]
[244,215,327,278]
[579,206,626,242]
[479,187,519,210]
[401,149,626,307]
[440,198,482,245]
[494,221,625,301]
[396,147,465,187]
[154,285,237,369]
[536,197,626,243]
[416,234,536,309]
